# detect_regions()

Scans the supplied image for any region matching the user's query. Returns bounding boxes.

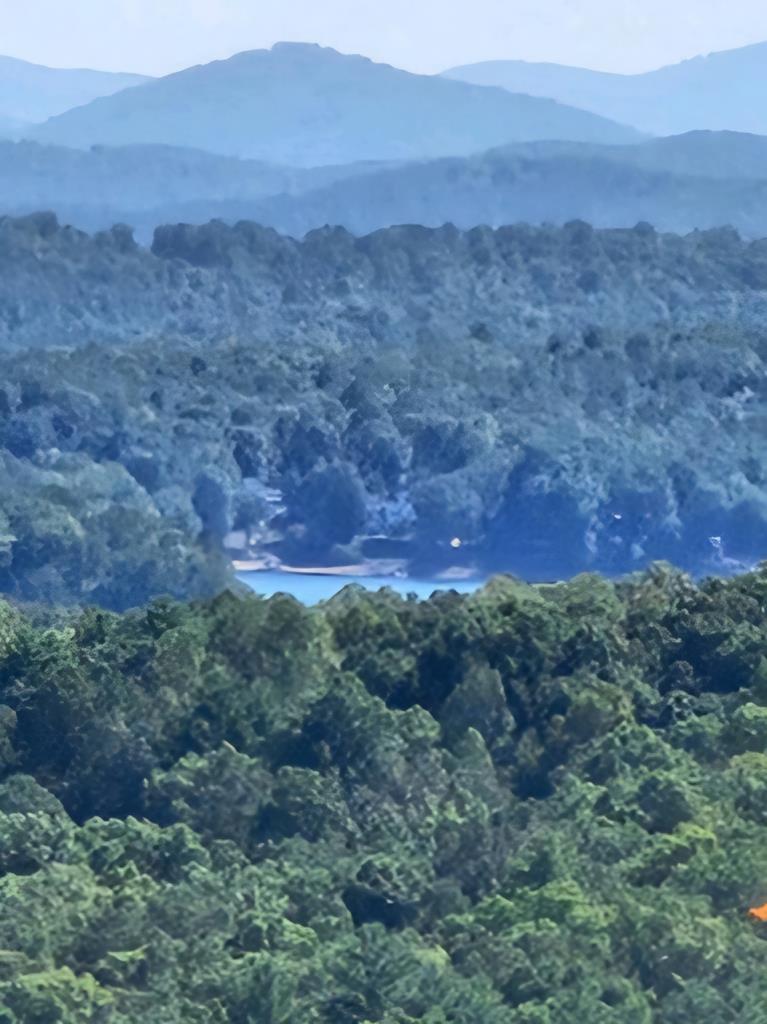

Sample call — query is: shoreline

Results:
[232,557,482,583]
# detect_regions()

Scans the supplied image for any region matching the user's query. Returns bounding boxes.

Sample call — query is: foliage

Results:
[1,566,767,1019]
[3,217,767,606]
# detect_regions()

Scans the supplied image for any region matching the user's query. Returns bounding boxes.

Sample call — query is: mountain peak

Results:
[232,41,372,66]
[270,41,326,54]
[199,41,375,76]
[32,43,640,164]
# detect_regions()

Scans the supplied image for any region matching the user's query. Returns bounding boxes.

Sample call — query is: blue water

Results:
[238,570,484,604]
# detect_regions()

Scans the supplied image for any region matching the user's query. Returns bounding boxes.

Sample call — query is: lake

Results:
[237,570,485,604]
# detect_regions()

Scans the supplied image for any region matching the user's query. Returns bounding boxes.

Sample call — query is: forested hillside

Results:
[2,216,767,607]
[2,568,767,1021]
[1,213,767,350]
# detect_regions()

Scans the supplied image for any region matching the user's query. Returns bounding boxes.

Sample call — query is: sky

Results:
[3,0,767,77]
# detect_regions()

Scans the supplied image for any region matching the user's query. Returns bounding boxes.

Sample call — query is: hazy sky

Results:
[4,0,767,77]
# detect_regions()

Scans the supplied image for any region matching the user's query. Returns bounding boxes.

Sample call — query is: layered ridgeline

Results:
[224,132,767,242]
[2,569,767,1020]
[444,40,767,137]
[29,42,640,162]
[2,215,767,606]
[4,131,767,242]
[0,140,399,238]
[0,53,148,135]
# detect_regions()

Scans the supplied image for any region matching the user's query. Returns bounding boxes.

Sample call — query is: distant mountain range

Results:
[0,54,148,127]
[30,42,641,162]
[443,41,767,137]
[6,39,767,156]
[1,42,767,245]
[4,131,767,243]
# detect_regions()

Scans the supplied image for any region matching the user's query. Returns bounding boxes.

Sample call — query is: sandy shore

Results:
[232,558,479,581]
[232,558,407,577]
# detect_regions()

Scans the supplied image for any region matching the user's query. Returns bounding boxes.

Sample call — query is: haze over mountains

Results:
[0,140,390,222]
[0,54,148,131]
[3,130,767,243]
[31,42,640,162]
[444,41,767,137]
[0,40,766,245]
[237,131,767,241]
[0,115,26,140]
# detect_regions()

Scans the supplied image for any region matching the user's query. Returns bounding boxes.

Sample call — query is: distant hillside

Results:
[235,133,767,240]
[444,41,767,137]
[0,140,395,225]
[5,131,767,243]
[2,216,767,596]
[0,53,148,124]
[505,131,767,180]
[31,42,641,163]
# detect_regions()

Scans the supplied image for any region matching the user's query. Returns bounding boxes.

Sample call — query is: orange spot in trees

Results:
[748,903,767,921]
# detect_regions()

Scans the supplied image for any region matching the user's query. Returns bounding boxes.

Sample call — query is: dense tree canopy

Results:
[1,565,767,1020]
[2,217,767,607]
[3,289,767,608]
